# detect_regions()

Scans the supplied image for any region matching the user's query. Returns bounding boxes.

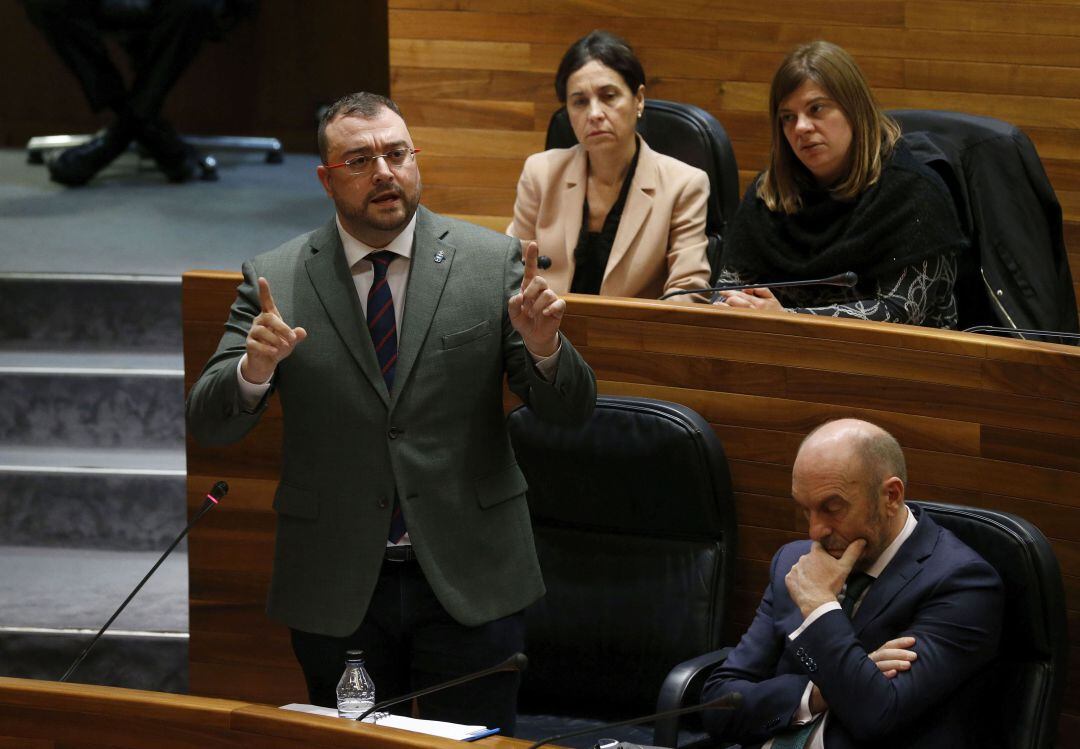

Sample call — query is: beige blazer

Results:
[507,137,711,299]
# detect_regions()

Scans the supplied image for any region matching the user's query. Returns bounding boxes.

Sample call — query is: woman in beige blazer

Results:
[507,31,712,300]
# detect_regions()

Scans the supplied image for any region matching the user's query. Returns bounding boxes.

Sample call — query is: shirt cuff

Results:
[788,601,842,641]
[792,681,819,724]
[526,335,562,381]
[236,355,272,409]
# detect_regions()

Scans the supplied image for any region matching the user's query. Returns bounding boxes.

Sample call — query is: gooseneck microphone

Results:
[660,272,858,300]
[59,480,229,683]
[356,652,528,722]
[962,325,1080,343]
[524,692,744,749]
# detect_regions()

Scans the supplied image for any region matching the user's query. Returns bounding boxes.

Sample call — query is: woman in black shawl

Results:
[715,41,966,327]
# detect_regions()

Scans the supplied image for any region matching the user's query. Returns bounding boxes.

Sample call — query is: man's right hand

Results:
[786,539,867,618]
[241,276,307,384]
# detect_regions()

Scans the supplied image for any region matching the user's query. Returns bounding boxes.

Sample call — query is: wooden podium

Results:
[182,272,1080,742]
[0,677,525,749]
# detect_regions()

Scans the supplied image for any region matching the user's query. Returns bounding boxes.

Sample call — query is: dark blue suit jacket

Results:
[703,507,1002,748]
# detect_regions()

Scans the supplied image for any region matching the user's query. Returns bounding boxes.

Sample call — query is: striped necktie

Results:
[366,251,406,544]
[367,251,398,392]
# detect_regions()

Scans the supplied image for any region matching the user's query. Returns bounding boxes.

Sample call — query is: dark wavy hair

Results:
[554,30,646,103]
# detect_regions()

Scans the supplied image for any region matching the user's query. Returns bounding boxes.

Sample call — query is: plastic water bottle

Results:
[336,650,376,719]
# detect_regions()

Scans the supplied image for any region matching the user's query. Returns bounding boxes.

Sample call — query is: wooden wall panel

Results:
[387,0,1080,321]
[185,275,1080,745]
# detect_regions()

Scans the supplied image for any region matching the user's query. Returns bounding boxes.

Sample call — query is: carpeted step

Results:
[0,630,187,693]
[0,275,182,351]
[0,458,185,550]
[0,357,184,450]
[0,545,188,692]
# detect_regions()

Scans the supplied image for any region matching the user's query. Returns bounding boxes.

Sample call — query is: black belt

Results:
[384,545,418,562]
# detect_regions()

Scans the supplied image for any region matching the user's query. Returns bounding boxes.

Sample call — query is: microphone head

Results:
[504,652,528,672]
[208,481,229,502]
[537,255,552,270]
[839,271,858,287]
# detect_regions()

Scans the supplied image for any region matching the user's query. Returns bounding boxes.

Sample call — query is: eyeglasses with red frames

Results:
[323,147,421,176]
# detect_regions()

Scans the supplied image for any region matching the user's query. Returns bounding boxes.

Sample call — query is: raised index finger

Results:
[521,241,539,292]
[258,277,279,315]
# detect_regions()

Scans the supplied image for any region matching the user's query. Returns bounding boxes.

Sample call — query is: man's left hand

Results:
[785,539,867,618]
[509,240,563,356]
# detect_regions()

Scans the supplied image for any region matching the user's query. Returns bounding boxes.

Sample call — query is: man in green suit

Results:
[186,92,596,734]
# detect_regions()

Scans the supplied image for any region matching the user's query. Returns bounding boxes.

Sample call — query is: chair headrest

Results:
[507,396,734,537]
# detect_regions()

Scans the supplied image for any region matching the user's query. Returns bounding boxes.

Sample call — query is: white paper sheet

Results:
[279,703,499,741]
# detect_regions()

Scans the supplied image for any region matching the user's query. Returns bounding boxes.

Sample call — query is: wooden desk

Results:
[183,273,1080,743]
[0,677,525,749]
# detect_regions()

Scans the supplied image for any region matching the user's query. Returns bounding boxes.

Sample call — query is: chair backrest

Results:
[889,109,1078,335]
[507,396,736,719]
[909,501,1067,749]
[546,100,739,282]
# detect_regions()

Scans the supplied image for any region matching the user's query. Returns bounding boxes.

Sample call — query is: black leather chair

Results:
[658,501,1068,749]
[546,100,739,282]
[889,109,1078,340]
[507,396,736,748]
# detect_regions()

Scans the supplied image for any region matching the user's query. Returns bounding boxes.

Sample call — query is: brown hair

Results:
[317,92,402,163]
[757,41,901,214]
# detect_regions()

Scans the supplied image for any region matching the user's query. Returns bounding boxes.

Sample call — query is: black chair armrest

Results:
[653,647,732,747]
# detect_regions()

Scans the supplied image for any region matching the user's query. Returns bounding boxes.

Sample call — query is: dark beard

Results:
[337,185,421,236]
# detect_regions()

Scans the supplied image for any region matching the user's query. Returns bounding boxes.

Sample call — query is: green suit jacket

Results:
[186,206,596,636]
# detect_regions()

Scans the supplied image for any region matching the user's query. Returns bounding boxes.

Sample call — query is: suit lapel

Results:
[852,509,938,632]
[394,206,453,403]
[561,147,587,263]
[304,219,390,407]
[605,136,655,283]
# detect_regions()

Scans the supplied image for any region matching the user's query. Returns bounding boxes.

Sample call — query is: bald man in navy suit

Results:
[703,419,1003,748]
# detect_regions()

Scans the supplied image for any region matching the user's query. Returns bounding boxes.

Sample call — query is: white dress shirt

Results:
[764,506,918,749]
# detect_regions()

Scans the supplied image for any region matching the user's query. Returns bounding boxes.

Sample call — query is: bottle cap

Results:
[345,649,365,661]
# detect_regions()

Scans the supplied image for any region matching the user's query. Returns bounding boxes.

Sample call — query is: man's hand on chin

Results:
[785,539,867,618]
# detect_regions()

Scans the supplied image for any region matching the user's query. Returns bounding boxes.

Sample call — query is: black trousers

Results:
[290,556,525,736]
[22,0,221,119]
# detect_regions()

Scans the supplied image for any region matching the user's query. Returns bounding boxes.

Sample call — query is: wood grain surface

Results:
[0,677,527,749]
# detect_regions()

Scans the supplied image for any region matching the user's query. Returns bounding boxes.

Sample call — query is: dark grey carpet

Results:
[0,148,332,275]
[0,545,186,631]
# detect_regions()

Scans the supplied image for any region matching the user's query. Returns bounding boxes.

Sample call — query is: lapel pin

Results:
[434,250,445,264]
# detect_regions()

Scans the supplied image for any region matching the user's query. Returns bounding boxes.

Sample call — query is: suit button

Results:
[377,497,389,509]
[388,427,402,439]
